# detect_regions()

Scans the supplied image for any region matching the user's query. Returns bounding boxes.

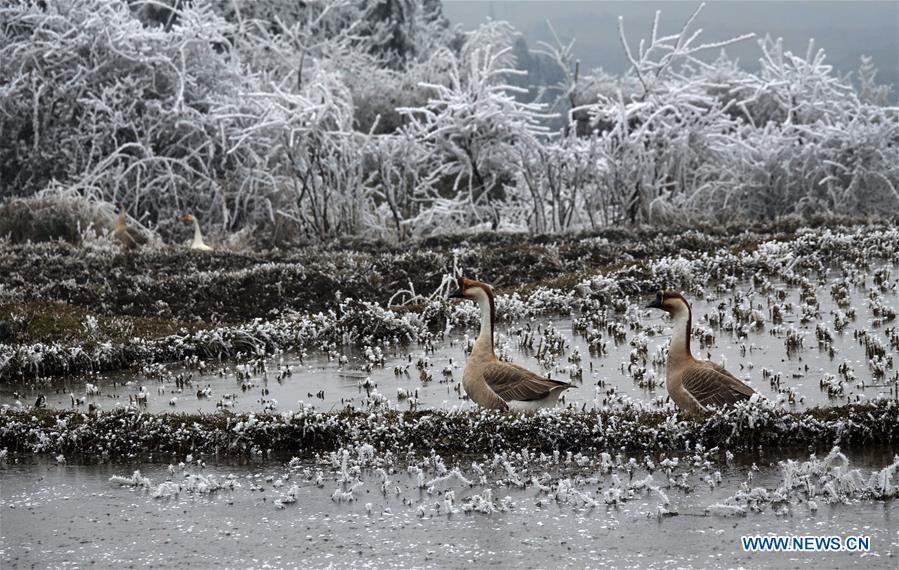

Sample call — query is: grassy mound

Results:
[1,401,895,460]
[0,193,114,245]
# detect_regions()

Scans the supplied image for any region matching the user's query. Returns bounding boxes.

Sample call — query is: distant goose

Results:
[114,202,148,250]
[181,213,213,251]
[647,290,755,413]
[449,276,573,410]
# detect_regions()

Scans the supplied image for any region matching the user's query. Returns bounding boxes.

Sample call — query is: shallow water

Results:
[2,448,897,569]
[2,268,898,414]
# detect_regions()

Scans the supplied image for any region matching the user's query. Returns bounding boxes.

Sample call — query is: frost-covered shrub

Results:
[556,6,899,226]
[401,40,549,230]
[857,55,892,106]
[221,0,452,70]
[212,61,372,242]
[0,0,242,219]
[701,114,899,219]
[512,135,605,232]
[223,0,452,135]
[364,132,437,240]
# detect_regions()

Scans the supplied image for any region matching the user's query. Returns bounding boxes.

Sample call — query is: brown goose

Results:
[647,290,755,413]
[114,202,148,250]
[449,276,573,411]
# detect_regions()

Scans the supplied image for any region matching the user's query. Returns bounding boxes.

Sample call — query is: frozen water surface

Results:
[2,269,897,415]
[1,448,897,569]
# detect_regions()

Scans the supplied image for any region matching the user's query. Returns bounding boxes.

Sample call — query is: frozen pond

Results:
[2,268,898,414]
[2,447,897,568]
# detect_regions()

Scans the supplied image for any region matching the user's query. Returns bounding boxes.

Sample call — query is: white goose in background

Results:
[449,276,574,411]
[647,290,755,413]
[181,213,213,251]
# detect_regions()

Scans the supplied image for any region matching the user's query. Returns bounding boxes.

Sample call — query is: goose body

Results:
[451,277,573,411]
[114,202,148,250]
[648,291,755,413]
[181,214,213,251]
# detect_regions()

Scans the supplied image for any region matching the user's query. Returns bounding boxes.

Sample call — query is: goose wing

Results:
[115,227,136,249]
[474,383,511,411]
[681,362,754,408]
[709,361,741,382]
[128,227,149,246]
[115,226,147,249]
[483,361,572,402]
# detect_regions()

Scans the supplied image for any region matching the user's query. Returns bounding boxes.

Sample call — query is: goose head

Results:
[647,290,691,317]
[116,202,127,225]
[448,276,493,301]
[449,276,496,344]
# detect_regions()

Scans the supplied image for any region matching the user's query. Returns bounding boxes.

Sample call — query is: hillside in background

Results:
[445,1,899,102]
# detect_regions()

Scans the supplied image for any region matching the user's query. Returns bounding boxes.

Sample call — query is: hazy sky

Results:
[442,1,899,94]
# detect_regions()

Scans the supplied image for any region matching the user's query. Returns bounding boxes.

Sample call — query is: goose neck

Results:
[669,305,693,363]
[192,218,204,244]
[472,288,495,356]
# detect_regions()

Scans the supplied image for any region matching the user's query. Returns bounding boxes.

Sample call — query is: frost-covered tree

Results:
[513,134,605,232]
[0,0,242,220]
[402,39,549,230]
[364,130,438,240]
[857,55,892,106]
[569,6,752,223]
[1,0,896,244]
